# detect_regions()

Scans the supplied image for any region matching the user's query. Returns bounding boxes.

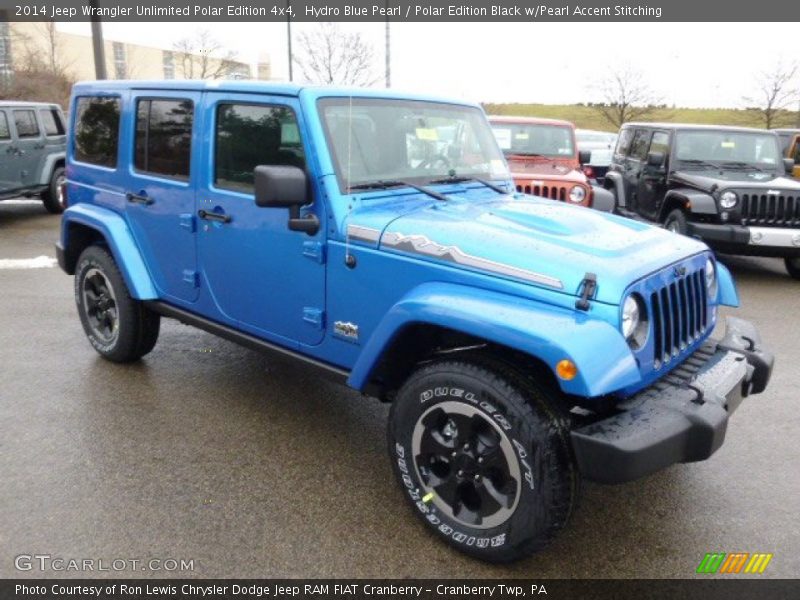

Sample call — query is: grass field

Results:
[482,103,800,132]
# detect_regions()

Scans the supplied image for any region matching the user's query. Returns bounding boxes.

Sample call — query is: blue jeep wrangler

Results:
[57,81,773,562]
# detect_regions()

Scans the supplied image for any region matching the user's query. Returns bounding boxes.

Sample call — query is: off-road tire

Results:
[41,166,66,214]
[664,208,689,236]
[387,355,579,563]
[75,245,160,362]
[786,257,800,280]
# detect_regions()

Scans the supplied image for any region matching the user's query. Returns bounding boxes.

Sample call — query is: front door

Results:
[637,130,670,220]
[197,92,326,347]
[10,108,45,188]
[125,91,201,303]
[624,128,651,215]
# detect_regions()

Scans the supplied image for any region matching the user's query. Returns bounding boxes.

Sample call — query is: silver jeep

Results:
[0,101,67,213]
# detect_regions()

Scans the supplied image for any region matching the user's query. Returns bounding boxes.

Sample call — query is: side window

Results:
[74,96,121,168]
[0,112,9,140]
[13,110,40,138]
[38,108,65,136]
[649,131,670,156]
[134,98,194,180]
[615,128,634,156]
[214,103,305,194]
[629,129,651,161]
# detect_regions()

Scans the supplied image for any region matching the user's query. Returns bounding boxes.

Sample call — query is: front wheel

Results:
[786,257,800,280]
[387,357,579,563]
[75,245,160,362]
[664,208,689,235]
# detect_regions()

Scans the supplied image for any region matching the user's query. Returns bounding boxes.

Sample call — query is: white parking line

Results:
[0,256,57,269]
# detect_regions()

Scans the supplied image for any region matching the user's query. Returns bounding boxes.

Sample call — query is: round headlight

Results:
[622,294,648,348]
[622,295,640,339]
[720,191,738,209]
[705,258,718,299]
[568,185,586,203]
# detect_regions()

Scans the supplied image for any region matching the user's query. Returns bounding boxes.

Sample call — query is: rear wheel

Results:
[664,208,689,235]
[786,257,800,280]
[41,166,66,214]
[75,245,160,362]
[388,356,579,563]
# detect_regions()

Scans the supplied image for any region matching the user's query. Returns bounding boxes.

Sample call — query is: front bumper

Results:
[570,317,773,484]
[687,222,800,257]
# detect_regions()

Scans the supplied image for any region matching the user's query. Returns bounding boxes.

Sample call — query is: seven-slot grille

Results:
[740,192,800,226]
[516,183,567,201]
[649,268,708,368]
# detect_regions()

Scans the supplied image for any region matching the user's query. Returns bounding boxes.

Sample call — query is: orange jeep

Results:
[489,116,611,210]
[773,128,800,178]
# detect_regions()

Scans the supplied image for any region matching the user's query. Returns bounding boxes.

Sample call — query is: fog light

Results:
[556,359,578,380]
[752,232,763,243]
[792,234,800,247]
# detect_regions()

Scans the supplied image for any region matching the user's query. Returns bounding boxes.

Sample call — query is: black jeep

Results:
[605,123,800,279]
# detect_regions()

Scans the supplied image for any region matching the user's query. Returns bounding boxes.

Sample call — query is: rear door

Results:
[10,108,45,187]
[196,92,326,346]
[125,91,201,303]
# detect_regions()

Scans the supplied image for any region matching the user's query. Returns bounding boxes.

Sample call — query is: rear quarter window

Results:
[39,108,65,136]
[73,97,121,168]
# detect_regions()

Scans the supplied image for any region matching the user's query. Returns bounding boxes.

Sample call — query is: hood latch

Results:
[575,273,597,311]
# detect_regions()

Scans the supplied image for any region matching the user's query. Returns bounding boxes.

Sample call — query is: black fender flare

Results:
[660,188,717,222]
[603,171,625,208]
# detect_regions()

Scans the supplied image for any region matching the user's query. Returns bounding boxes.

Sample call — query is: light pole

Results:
[286,0,293,82]
[89,0,107,79]
[385,1,390,87]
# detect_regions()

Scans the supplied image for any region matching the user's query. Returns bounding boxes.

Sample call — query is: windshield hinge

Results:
[575,273,597,311]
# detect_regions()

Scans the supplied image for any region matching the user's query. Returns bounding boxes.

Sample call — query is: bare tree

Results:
[293,23,378,87]
[0,23,74,107]
[173,30,241,79]
[590,67,663,129]
[742,62,799,129]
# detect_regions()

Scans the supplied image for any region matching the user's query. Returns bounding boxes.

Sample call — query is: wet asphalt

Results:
[0,200,798,579]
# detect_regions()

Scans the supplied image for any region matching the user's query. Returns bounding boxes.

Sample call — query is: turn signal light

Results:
[556,359,578,381]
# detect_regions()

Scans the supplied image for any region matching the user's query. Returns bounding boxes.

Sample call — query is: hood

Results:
[505,155,581,178]
[672,169,800,192]
[346,193,707,305]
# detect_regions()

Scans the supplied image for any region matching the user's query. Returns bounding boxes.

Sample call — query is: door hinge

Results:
[302,307,325,329]
[302,241,326,264]
[182,270,199,288]
[179,213,196,232]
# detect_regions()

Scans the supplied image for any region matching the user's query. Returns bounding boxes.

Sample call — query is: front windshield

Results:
[490,122,574,157]
[318,98,509,190]
[674,130,782,169]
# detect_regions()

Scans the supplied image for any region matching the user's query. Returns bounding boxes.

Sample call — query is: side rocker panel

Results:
[61,203,158,300]
[348,282,641,398]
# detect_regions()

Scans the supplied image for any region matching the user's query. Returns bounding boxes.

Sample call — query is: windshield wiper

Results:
[718,161,767,173]
[678,159,720,170]
[426,176,508,194]
[348,180,449,202]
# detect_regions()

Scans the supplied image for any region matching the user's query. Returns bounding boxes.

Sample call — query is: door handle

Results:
[198,209,232,224]
[126,192,153,205]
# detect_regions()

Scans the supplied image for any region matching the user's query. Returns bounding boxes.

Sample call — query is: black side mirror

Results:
[646,151,665,167]
[578,149,592,165]
[783,158,794,175]
[254,165,319,235]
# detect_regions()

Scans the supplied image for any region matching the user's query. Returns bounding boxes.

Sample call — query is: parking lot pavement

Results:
[1,200,798,579]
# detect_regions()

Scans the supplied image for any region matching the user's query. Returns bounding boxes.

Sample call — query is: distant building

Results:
[0,22,270,84]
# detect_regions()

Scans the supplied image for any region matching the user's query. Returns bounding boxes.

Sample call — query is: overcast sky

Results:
[58,22,799,109]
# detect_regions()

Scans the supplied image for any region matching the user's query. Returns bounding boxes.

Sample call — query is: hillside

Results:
[482,103,800,132]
